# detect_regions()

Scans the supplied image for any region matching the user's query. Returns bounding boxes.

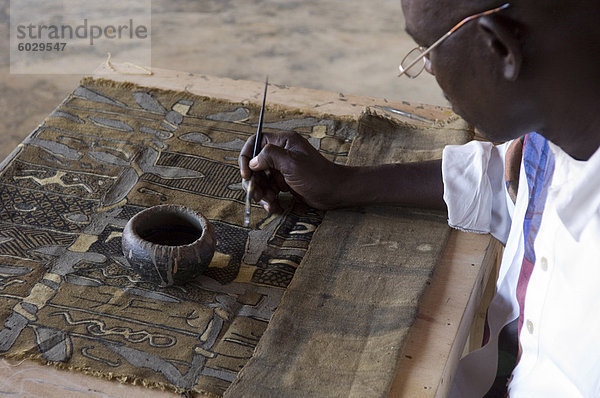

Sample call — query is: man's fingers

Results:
[248,172,283,214]
[240,131,304,180]
[238,134,257,180]
[250,172,274,203]
[259,199,283,214]
[239,156,252,180]
[250,183,264,203]
[249,143,290,173]
[273,170,290,192]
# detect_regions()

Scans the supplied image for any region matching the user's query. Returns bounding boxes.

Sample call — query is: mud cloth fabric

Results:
[0,78,357,396]
[0,78,472,397]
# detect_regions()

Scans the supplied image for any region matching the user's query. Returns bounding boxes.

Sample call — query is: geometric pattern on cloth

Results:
[0,77,357,396]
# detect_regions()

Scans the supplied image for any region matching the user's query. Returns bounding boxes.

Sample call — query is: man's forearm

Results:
[333,159,445,209]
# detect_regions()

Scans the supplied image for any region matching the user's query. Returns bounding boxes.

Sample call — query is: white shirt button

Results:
[540,257,548,271]
[526,320,534,334]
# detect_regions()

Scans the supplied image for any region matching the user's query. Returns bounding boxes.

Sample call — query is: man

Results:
[239,1,600,396]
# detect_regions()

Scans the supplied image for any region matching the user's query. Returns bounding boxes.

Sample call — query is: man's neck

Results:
[549,132,600,161]
[542,98,600,161]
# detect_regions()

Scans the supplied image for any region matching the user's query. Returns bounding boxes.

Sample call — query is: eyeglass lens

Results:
[400,47,426,78]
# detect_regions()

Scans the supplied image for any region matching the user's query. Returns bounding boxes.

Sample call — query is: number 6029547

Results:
[17,42,67,51]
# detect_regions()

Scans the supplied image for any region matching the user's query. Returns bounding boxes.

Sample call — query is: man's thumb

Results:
[249,144,288,172]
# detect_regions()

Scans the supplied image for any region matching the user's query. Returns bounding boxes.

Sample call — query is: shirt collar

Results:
[555,144,600,241]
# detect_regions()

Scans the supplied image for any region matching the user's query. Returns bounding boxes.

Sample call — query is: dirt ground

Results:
[0,0,446,160]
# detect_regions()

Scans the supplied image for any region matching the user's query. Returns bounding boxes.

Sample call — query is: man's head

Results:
[401,0,600,159]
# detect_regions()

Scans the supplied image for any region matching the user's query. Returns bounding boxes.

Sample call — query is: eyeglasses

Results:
[398,3,511,78]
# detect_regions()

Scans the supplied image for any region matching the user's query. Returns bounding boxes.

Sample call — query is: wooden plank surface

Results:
[0,357,177,398]
[0,67,499,397]
[389,233,502,397]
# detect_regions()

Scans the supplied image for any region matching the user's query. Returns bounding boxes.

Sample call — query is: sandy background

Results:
[0,0,445,160]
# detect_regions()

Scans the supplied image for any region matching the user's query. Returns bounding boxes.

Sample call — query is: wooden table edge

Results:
[388,230,501,397]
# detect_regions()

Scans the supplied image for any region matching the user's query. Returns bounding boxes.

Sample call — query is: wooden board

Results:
[389,233,502,397]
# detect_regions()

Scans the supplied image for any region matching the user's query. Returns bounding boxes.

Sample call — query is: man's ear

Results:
[478,16,522,81]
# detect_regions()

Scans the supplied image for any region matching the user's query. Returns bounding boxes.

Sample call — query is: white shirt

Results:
[443,133,600,397]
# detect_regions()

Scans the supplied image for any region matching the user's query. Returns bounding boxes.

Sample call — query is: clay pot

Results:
[121,205,216,286]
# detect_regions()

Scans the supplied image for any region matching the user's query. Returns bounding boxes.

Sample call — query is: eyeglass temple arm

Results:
[398,32,452,76]
[398,3,510,77]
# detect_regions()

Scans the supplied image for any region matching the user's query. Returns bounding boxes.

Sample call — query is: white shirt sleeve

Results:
[442,140,513,245]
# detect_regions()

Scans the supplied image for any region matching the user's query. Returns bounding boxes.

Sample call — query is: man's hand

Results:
[238,130,446,213]
[238,131,346,212]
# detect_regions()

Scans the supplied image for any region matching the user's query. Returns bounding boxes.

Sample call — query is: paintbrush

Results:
[244,77,269,227]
